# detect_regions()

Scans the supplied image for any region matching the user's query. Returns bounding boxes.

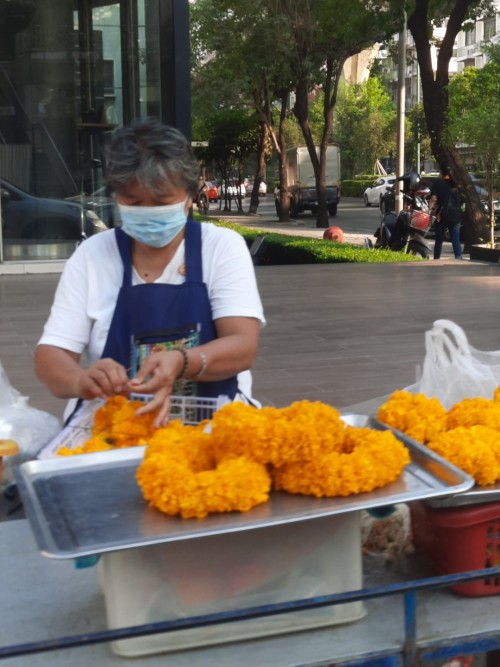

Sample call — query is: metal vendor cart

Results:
[2,413,500,666]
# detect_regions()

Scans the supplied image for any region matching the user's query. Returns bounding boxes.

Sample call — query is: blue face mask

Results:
[118,198,188,248]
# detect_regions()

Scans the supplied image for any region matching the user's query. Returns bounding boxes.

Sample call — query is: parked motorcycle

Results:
[369,173,433,259]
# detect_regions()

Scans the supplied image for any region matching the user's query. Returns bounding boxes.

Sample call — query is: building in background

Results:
[0,0,190,262]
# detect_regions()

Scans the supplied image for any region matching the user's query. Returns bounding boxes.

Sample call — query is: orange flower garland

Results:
[377,389,500,486]
[376,390,447,444]
[136,401,411,518]
[136,421,271,519]
[209,400,346,466]
[59,396,412,517]
[273,426,410,498]
[58,395,157,456]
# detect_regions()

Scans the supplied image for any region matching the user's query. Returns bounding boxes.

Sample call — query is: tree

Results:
[272,0,404,226]
[191,1,405,226]
[447,53,500,245]
[407,0,496,247]
[190,0,295,217]
[202,110,258,212]
[334,77,397,178]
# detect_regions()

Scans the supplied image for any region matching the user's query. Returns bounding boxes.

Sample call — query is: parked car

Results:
[363,176,396,207]
[244,179,267,197]
[66,187,119,228]
[205,181,219,202]
[219,182,246,198]
[1,178,108,241]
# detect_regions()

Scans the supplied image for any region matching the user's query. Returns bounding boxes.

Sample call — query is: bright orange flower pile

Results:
[58,396,157,456]
[136,400,410,519]
[377,389,500,486]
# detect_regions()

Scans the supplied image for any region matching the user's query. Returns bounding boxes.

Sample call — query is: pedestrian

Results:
[428,161,463,260]
[34,118,265,427]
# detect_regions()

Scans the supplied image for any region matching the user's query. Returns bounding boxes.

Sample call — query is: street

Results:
[211,194,382,237]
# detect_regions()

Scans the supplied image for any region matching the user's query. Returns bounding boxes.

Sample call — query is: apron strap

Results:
[114,228,133,286]
[184,219,203,283]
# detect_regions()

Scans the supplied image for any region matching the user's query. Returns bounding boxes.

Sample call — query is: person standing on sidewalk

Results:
[428,162,463,260]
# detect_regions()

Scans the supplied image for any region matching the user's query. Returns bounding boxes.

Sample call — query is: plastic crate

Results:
[39,394,230,458]
[411,501,500,597]
[99,512,365,657]
[131,393,230,425]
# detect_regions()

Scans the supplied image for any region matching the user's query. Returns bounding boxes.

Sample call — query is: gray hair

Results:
[104,118,200,197]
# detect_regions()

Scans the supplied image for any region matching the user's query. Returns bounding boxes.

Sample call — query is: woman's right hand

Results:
[73,358,130,400]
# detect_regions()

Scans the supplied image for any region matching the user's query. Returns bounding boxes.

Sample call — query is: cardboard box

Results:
[100,512,365,657]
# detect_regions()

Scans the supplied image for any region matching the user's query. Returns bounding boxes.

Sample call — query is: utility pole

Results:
[416,61,421,175]
[396,10,407,214]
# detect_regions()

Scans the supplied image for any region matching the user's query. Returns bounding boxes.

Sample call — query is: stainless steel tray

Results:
[16,415,474,559]
[373,418,500,509]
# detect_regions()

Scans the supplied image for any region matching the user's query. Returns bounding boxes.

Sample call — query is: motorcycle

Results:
[369,173,433,259]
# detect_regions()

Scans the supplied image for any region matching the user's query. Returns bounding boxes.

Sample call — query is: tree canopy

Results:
[447,45,500,244]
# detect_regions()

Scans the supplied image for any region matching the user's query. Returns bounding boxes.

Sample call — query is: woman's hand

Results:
[128,349,184,427]
[35,345,129,401]
[74,358,130,400]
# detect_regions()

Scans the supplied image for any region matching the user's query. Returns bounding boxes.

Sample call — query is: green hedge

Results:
[340,179,375,198]
[210,220,421,264]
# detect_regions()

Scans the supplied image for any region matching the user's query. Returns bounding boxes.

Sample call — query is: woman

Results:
[428,161,463,260]
[35,119,264,427]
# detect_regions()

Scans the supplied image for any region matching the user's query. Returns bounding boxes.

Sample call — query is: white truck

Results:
[276,144,341,217]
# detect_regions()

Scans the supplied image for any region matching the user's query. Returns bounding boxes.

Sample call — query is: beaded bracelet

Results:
[176,348,190,380]
[192,350,208,379]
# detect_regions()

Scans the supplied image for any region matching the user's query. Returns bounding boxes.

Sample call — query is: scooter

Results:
[369,174,433,259]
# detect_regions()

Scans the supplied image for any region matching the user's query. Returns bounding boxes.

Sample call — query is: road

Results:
[211,195,381,235]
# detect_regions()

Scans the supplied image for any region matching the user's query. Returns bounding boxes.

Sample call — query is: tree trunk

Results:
[294,78,329,227]
[408,0,486,248]
[249,120,267,214]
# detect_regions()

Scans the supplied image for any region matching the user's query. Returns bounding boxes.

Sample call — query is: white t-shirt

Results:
[38,222,265,399]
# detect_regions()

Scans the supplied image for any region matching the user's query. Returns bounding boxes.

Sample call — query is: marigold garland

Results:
[136,421,271,519]
[58,395,158,455]
[210,400,346,466]
[273,427,410,498]
[376,390,447,444]
[136,401,411,517]
[59,396,412,518]
[377,388,500,486]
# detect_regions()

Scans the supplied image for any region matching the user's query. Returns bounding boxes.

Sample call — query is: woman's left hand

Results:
[128,349,183,427]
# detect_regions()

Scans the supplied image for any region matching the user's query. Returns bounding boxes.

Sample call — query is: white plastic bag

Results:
[0,361,61,484]
[405,319,500,409]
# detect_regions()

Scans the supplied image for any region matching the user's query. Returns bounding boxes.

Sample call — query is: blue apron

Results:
[101,220,238,399]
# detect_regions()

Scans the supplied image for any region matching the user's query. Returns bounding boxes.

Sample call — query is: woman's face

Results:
[115,179,192,212]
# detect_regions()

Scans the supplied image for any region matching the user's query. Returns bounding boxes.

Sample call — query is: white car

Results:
[244,180,267,196]
[363,176,396,207]
[219,182,246,198]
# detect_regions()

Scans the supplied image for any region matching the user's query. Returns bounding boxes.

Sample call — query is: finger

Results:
[135,391,171,428]
[78,375,107,400]
[87,360,130,396]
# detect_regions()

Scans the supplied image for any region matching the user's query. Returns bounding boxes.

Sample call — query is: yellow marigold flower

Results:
[210,400,345,466]
[273,427,410,498]
[58,434,114,456]
[427,426,500,486]
[60,396,159,455]
[377,390,447,443]
[447,397,500,431]
[137,434,271,520]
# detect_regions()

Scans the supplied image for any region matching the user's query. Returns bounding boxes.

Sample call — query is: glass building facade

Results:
[0,0,190,262]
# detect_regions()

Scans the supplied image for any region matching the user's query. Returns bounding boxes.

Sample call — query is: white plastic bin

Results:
[99,511,365,657]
